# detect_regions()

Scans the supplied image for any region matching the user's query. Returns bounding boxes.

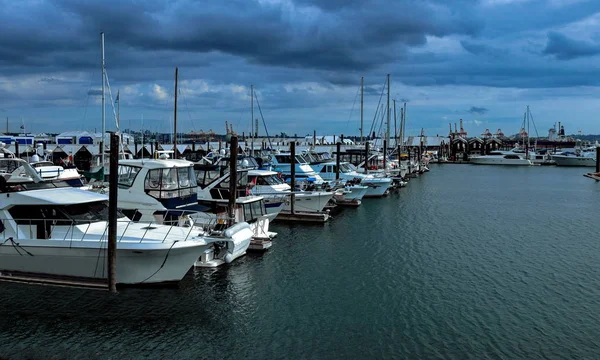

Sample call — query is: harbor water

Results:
[2,165,600,359]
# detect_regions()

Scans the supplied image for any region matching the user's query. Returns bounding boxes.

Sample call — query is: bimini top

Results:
[119,158,194,169]
[4,187,108,206]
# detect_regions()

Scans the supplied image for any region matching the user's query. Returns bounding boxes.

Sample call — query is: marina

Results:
[3,1,600,358]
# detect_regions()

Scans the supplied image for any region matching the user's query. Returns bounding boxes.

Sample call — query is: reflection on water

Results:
[2,165,600,359]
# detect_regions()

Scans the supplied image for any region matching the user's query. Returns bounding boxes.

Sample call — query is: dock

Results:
[0,271,107,290]
[276,210,331,223]
[583,172,600,181]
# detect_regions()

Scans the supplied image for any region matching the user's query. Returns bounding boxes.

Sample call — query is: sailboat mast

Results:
[402,102,407,149]
[386,74,390,149]
[360,76,364,144]
[101,32,106,169]
[251,84,254,156]
[393,100,397,148]
[173,67,178,157]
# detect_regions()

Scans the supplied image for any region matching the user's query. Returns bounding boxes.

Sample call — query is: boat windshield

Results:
[251,174,284,186]
[8,200,125,225]
[339,163,353,172]
[117,165,142,187]
[31,161,55,168]
[145,166,198,199]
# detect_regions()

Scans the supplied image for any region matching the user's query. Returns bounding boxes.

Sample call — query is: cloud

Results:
[543,31,600,60]
[87,89,102,96]
[468,106,489,115]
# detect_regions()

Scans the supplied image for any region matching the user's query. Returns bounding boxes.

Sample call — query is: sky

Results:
[1,0,600,138]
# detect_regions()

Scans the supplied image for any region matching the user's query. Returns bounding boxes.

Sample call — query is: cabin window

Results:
[145,166,198,199]
[117,165,141,187]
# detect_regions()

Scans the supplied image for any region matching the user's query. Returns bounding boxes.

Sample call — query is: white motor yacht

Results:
[315,161,393,197]
[0,159,213,285]
[470,151,533,166]
[552,151,596,167]
[100,155,253,267]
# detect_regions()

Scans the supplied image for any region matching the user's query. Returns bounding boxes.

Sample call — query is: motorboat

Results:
[552,150,596,167]
[103,154,254,267]
[247,169,334,213]
[470,151,533,166]
[314,161,393,197]
[195,164,281,250]
[0,159,213,285]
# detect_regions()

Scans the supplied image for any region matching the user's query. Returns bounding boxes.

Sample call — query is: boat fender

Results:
[224,253,233,264]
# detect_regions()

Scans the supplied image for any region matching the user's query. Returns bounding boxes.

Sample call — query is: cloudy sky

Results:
[1,0,600,138]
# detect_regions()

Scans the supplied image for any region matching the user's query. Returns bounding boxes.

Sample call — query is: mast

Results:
[393,100,397,148]
[360,76,364,144]
[386,74,390,149]
[251,84,254,156]
[402,102,407,149]
[101,32,106,169]
[173,67,178,157]
[5,117,7,134]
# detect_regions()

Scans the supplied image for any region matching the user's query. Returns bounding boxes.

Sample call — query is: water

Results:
[2,165,600,359]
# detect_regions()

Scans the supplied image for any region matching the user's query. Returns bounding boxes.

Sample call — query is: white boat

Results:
[247,169,334,213]
[470,151,533,166]
[552,151,596,167]
[102,155,253,267]
[315,161,393,197]
[0,160,213,285]
[195,165,281,248]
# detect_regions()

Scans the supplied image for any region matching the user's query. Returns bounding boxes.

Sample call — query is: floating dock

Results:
[276,210,330,223]
[583,172,600,181]
[0,271,107,290]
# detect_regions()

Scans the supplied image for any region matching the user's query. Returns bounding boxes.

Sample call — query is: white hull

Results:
[259,191,333,213]
[470,157,532,166]
[361,179,392,197]
[553,155,596,167]
[0,239,207,284]
[342,185,368,200]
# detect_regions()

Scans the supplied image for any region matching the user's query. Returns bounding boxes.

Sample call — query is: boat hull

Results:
[470,157,532,166]
[361,179,392,197]
[0,239,207,284]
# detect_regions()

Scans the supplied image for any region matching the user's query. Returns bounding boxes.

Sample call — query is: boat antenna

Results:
[101,32,106,176]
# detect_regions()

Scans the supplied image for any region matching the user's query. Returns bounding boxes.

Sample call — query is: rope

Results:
[1,237,34,256]
[141,240,179,283]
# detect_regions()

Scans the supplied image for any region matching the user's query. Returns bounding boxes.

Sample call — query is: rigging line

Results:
[345,85,360,131]
[81,74,94,131]
[529,108,539,138]
[1,237,34,256]
[253,90,273,149]
[368,78,387,142]
[179,85,197,133]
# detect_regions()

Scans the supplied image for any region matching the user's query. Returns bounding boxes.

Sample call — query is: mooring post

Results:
[108,132,119,293]
[290,141,296,215]
[228,136,238,227]
[364,141,369,174]
[596,145,600,173]
[14,141,19,159]
[336,142,341,180]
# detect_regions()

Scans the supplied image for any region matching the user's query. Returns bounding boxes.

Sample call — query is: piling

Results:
[364,141,369,173]
[108,133,119,293]
[336,142,341,180]
[596,146,600,173]
[228,136,238,227]
[290,141,296,214]
[14,141,19,159]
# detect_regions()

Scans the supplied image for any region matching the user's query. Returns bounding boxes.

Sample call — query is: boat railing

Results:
[2,217,202,244]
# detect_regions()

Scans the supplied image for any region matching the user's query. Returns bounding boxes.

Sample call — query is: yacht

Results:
[552,150,596,167]
[0,159,213,285]
[247,169,334,213]
[315,161,393,197]
[470,151,533,166]
[105,155,254,267]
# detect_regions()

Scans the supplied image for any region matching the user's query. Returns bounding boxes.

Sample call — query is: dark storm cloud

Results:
[542,31,600,60]
[0,0,481,76]
[468,106,488,115]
